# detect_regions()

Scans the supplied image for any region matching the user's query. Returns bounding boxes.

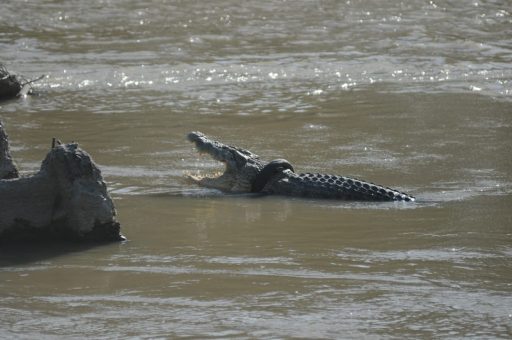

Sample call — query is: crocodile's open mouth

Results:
[187,159,234,191]
[187,131,240,191]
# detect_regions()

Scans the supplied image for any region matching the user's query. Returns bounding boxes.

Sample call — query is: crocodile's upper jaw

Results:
[187,132,263,192]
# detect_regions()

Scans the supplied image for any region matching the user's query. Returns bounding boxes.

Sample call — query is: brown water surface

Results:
[1,0,511,338]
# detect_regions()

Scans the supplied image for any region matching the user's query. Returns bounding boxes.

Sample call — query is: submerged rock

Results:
[0,64,44,100]
[0,122,124,243]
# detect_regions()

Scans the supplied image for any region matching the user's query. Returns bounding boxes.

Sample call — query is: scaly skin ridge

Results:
[263,170,413,201]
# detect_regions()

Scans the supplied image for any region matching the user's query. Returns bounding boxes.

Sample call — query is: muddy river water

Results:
[1,0,511,338]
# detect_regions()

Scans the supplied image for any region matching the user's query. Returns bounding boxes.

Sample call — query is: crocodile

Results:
[187,132,415,202]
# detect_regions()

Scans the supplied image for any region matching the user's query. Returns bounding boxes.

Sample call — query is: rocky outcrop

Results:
[0,122,124,243]
[0,64,44,100]
[0,121,19,179]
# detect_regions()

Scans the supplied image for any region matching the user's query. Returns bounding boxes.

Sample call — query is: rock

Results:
[0,121,19,179]
[0,122,124,243]
[0,64,44,100]
[0,65,23,100]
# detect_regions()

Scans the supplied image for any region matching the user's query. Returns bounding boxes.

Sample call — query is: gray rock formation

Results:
[0,122,124,242]
[0,121,19,179]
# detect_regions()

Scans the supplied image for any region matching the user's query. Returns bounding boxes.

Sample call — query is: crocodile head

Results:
[187,131,264,192]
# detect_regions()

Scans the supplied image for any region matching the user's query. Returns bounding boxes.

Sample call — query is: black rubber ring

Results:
[251,159,294,193]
